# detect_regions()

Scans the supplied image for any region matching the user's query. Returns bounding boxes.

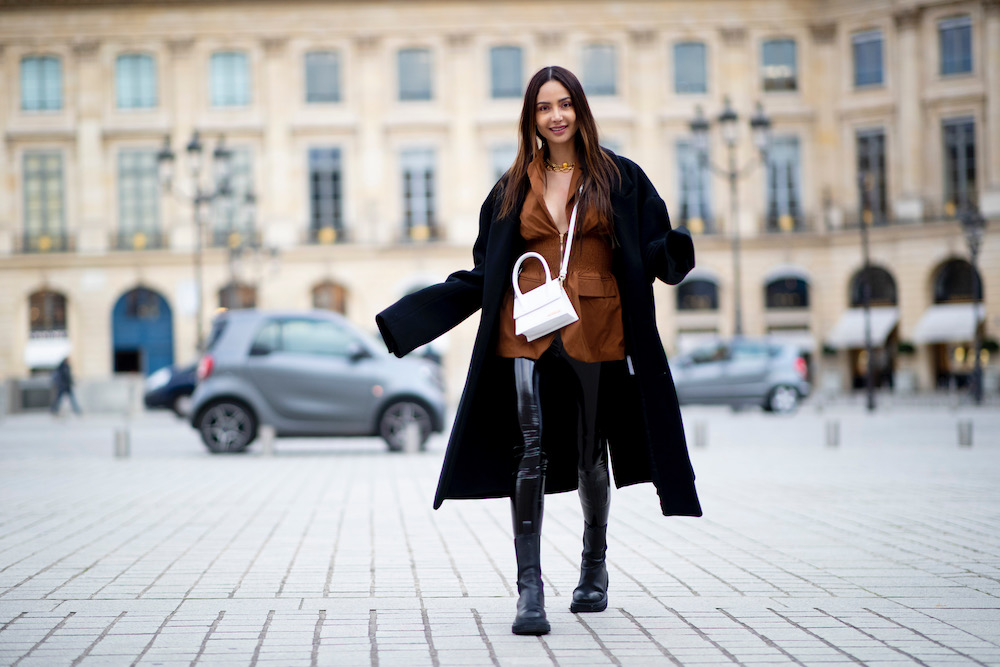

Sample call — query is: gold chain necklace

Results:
[545,159,575,173]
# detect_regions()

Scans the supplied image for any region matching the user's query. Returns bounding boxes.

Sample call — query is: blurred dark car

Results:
[671,338,811,413]
[188,309,446,453]
[144,363,197,416]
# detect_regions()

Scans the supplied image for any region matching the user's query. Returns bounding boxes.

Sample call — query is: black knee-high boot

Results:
[571,459,610,613]
[511,357,549,636]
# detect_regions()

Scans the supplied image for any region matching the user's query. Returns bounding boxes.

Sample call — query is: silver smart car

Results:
[671,338,812,413]
[188,309,446,453]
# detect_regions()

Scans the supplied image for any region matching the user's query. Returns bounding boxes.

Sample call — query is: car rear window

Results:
[205,318,228,352]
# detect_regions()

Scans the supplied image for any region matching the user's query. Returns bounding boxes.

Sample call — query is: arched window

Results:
[933,258,982,303]
[849,266,897,307]
[312,281,348,314]
[29,290,67,335]
[219,282,257,310]
[677,279,719,311]
[765,277,809,309]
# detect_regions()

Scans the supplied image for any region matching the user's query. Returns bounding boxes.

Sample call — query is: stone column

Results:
[893,7,925,221]
[445,33,477,245]
[981,0,1000,217]
[166,38,196,251]
[73,39,107,254]
[261,36,292,246]
[629,29,659,174]
[354,34,385,244]
[808,22,838,233]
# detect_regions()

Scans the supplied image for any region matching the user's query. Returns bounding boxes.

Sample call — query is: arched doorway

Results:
[843,265,900,389]
[112,287,174,374]
[312,280,348,314]
[915,258,985,389]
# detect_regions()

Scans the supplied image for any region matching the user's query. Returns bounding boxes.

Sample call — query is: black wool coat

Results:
[377,153,702,517]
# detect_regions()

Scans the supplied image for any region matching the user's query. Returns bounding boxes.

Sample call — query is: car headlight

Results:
[145,367,172,391]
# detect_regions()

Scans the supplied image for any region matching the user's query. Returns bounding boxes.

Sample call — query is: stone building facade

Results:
[1,0,998,403]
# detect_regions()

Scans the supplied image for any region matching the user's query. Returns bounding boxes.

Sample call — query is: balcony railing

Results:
[209,228,261,249]
[307,225,350,244]
[19,232,74,254]
[112,230,167,251]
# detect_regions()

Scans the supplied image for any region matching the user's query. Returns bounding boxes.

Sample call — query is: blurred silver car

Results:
[671,338,811,413]
[189,309,446,453]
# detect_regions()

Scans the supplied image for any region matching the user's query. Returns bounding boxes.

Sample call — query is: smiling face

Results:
[534,80,577,149]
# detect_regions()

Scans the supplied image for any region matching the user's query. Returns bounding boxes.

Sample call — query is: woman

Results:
[376,66,701,635]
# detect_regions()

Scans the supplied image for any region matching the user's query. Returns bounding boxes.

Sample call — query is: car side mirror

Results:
[249,344,272,356]
[347,342,372,363]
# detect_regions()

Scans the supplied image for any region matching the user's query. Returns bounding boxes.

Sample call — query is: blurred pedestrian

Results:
[51,356,82,416]
[376,66,700,635]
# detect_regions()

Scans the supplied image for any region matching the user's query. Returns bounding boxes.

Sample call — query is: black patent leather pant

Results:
[512,335,611,536]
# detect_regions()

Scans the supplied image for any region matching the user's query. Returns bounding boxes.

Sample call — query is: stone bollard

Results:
[692,420,707,448]
[114,427,130,458]
[957,420,973,448]
[402,422,421,454]
[259,425,276,456]
[825,419,840,447]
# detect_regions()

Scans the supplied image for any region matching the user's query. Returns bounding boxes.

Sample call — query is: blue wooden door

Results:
[112,288,174,375]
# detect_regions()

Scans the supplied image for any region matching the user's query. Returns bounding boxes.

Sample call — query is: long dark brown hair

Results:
[497,66,620,225]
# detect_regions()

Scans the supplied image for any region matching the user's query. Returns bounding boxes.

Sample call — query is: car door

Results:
[675,342,730,403]
[724,340,772,399]
[245,318,381,432]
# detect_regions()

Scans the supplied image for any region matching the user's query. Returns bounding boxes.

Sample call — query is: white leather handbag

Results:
[512,190,582,342]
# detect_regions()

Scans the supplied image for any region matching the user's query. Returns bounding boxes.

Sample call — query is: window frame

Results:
[851,30,884,88]
[304,50,342,104]
[941,116,976,216]
[676,139,713,233]
[856,128,888,224]
[674,41,708,94]
[20,55,63,112]
[397,48,433,101]
[115,53,158,109]
[210,51,251,108]
[938,15,973,77]
[764,135,803,231]
[761,38,798,92]
[489,45,523,99]
[22,150,66,251]
[400,148,437,240]
[308,147,345,242]
[582,43,617,96]
[116,148,161,249]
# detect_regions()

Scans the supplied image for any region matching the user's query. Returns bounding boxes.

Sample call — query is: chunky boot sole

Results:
[512,616,551,635]
[569,596,608,613]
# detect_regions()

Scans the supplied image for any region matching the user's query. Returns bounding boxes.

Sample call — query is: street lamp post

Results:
[690,98,771,337]
[157,131,233,353]
[857,172,876,412]
[960,206,987,404]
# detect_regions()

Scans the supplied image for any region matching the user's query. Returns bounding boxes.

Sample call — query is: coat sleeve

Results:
[375,186,497,357]
[634,165,695,285]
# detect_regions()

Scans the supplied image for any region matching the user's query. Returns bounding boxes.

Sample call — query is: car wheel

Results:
[767,385,799,414]
[198,400,257,453]
[379,400,432,452]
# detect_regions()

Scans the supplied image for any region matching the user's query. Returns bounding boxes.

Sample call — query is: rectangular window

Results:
[117,149,161,249]
[116,54,157,109]
[674,42,707,94]
[305,51,341,103]
[212,148,254,245]
[20,56,62,111]
[939,16,972,76]
[942,117,976,216]
[765,136,802,231]
[856,129,888,224]
[490,144,517,183]
[398,48,433,101]
[852,30,884,88]
[676,140,713,233]
[490,46,523,98]
[309,147,344,243]
[762,39,797,92]
[22,151,66,252]
[210,51,250,107]
[401,148,436,240]
[582,43,617,96]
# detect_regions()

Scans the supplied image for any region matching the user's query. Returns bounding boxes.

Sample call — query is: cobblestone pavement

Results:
[1,403,999,666]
